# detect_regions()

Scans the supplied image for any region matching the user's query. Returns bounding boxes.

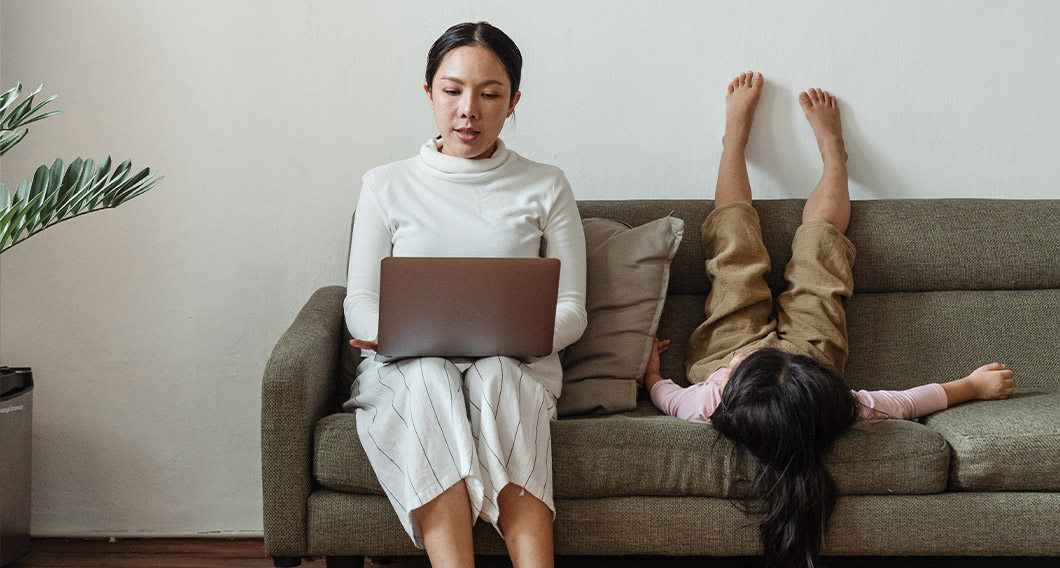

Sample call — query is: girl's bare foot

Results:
[798,88,847,164]
[799,87,850,232]
[714,71,762,207]
[724,71,764,149]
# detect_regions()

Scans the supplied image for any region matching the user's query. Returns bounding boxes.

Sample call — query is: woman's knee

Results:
[467,356,522,384]
[386,357,463,403]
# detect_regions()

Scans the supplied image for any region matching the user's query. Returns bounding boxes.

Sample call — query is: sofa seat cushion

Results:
[923,389,1060,491]
[314,398,950,498]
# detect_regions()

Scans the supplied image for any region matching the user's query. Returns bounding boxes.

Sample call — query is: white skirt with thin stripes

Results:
[343,354,559,547]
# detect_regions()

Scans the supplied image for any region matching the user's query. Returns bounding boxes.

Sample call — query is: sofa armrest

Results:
[261,285,347,559]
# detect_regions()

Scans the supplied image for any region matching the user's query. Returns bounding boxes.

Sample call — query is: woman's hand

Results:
[644,338,670,390]
[350,338,379,351]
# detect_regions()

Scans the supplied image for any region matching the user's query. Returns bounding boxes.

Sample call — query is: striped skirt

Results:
[344,354,559,547]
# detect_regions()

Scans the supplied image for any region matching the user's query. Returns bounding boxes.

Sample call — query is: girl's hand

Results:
[644,338,670,388]
[966,363,1015,400]
[350,338,379,351]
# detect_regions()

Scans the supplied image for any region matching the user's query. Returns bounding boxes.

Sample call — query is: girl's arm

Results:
[854,385,948,420]
[644,338,670,391]
[645,339,719,423]
[940,363,1015,405]
[855,363,1015,421]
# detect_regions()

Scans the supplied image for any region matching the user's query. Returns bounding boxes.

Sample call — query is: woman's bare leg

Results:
[497,484,554,568]
[417,480,475,567]
[715,71,763,208]
[799,88,850,232]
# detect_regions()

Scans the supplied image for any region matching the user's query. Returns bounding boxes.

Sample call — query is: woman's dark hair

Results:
[425,22,522,100]
[710,348,859,568]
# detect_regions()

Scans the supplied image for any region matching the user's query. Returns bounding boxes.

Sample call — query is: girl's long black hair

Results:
[710,348,859,568]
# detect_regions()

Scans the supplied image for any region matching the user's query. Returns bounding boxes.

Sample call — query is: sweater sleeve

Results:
[854,384,949,421]
[541,174,587,353]
[650,379,719,424]
[343,180,393,342]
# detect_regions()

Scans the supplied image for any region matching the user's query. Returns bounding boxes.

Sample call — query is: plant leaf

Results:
[107,167,152,207]
[0,83,22,114]
[2,94,35,128]
[30,163,51,199]
[54,157,86,220]
[14,178,32,203]
[17,109,63,127]
[0,207,15,249]
[18,108,64,126]
[0,129,28,156]
[18,94,58,120]
[0,84,59,156]
[48,158,64,197]
[28,189,48,232]
[0,149,162,254]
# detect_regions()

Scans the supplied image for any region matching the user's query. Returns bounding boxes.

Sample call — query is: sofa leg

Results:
[325,556,364,568]
[272,558,302,568]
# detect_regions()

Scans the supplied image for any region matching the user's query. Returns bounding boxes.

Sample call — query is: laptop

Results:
[375,257,560,362]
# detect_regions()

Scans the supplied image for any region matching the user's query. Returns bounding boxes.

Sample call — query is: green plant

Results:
[0,83,162,253]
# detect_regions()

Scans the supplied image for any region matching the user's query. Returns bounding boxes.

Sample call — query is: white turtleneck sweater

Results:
[344,138,588,395]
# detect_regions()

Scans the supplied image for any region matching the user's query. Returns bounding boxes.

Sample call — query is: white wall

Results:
[1,0,1058,536]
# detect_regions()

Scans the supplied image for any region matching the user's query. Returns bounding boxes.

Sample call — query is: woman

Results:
[343,22,587,567]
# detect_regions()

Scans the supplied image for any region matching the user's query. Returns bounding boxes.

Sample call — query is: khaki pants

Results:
[685,203,857,383]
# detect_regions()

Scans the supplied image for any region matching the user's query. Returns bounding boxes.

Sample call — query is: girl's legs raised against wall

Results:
[715,71,763,208]
[799,88,850,232]
[686,72,776,380]
[774,91,856,373]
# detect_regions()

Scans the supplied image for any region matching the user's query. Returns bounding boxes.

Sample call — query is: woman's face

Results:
[425,45,520,160]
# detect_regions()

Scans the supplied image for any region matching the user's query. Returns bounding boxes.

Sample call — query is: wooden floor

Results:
[10,539,301,568]
[7,538,1059,567]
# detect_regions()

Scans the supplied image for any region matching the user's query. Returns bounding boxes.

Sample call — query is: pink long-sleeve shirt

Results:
[650,367,949,424]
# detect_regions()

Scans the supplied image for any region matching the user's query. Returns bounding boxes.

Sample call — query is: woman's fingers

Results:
[350,338,379,350]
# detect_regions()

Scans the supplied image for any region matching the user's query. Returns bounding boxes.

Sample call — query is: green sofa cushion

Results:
[924,390,1060,491]
[315,398,949,498]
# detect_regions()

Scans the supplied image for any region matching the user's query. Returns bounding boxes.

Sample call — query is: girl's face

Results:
[425,45,520,160]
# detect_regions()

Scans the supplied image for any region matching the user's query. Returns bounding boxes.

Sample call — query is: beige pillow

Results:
[559,216,684,416]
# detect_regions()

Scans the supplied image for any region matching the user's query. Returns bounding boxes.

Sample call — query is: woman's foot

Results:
[798,88,847,165]
[723,71,764,149]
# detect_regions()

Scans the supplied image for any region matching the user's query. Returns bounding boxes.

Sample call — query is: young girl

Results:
[645,71,1015,568]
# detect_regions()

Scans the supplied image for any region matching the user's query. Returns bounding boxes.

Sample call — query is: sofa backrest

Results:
[577,199,1060,391]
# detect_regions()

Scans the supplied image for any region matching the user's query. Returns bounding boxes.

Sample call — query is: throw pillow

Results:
[559,216,684,416]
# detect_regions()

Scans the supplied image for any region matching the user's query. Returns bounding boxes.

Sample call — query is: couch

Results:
[261,199,1060,567]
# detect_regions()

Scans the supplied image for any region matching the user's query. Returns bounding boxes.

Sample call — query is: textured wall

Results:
[1,0,1058,536]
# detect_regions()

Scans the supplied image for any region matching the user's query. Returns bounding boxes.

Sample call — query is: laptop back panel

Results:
[376,257,560,360]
